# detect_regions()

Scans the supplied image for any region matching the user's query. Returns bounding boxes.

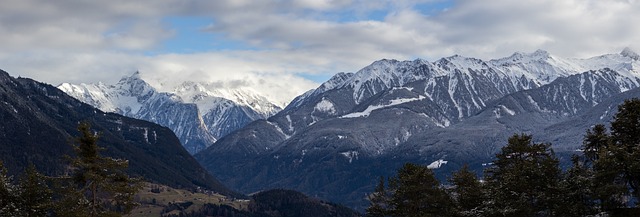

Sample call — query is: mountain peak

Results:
[621,47,639,61]
[521,49,551,60]
[115,71,154,98]
[117,71,145,83]
[532,49,550,56]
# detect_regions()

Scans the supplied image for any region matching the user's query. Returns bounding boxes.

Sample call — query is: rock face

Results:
[195,48,640,210]
[58,72,281,154]
[0,69,237,197]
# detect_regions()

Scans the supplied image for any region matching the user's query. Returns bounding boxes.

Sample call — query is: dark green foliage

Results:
[583,124,610,165]
[611,98,640,147]
[165,203,252,217]
[362,99,640,216]
[1,162,53,217]
[250,189,361,217]
[610,98,640,200]
[162,201,195,214]
[55,122,141,216]
[363,163,456,217]
[583,124,626,211]
[16,164,53,217]
[0,161,18,217]
[555,156,597,217]
[388,163,454,217]
[448,164,484,217]
[484,134,561,217]
[581,98,640,212]
[365,176,388,217]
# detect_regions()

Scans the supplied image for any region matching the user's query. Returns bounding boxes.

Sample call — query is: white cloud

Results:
[0,0,639,105]
[0,50,318,106]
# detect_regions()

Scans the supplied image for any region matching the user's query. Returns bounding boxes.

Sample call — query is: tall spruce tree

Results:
[609,98,640,201]
[387,163,454,217]
[366,176,389,217]
[16,164,53,217]
[556,155,597,217]
[583,124,627,211]
[485,134,561,216]
[581,98,640,212]
[448,164,484,217]
[56,122,140,217]
[0,161,18,217]
[583,124,610,165]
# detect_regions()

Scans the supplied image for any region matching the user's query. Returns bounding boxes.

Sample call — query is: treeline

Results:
[0,122,140,217]
[366,99,640,217]
[165,189,361,217]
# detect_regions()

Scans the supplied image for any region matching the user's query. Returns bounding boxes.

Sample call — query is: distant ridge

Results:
[58,72,281,154]
[195,48,640,209]
[0,69,239,197]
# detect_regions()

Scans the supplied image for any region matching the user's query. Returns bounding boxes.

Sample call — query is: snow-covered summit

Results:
[334,59,437,103]
[435,55,491,73]
[293,49,640,118]
[173,81,281,117]
[621,47,640,61]
[59,71,283,154]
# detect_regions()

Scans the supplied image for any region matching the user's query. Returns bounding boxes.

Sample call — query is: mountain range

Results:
[0,69,237,197]
[47,47,640,210]
[193,48,640,210]
[58,72,281,154]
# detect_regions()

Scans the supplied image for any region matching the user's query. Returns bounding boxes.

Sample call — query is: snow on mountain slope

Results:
[341,95,426,118]
[58,72,282,154]
[173,81,281,117]
[196,48,640,210]
[284,49,640,127]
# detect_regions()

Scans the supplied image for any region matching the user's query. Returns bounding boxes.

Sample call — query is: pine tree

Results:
[609,98,640,201]
[16,164,53,217]
[388,163,454,217]
[55,122,141,216]
[448,164,484,217]
[485,134,561,216]
[581,98,640,212]
[0,161,18,217]
[584,125,627,211]
[555,155,597,217]
[366,176,389,217]
[583,124,610,165]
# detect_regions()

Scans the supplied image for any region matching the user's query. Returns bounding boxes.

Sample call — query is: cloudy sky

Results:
[0,0,638,105]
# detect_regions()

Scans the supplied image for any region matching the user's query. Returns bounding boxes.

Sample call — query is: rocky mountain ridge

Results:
[195,48,640,210]
[0,69,236,196]
[58,72,281,154]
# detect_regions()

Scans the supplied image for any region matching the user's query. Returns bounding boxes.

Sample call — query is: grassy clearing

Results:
[126,182,249,217]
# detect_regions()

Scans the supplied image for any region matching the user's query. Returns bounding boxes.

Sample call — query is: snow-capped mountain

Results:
[0,69,235,196]
[195,48,640,210]
[58,71,282,154]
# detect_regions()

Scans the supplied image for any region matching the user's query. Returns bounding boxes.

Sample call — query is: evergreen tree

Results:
[0,161,18,217]
[555,155,597,216]
[388,163,454,217]
[448,164,484,217]
[484,134,561,216]
[366,176,389,217]
[16,164,53,217]
[55,122,141,216]
[588,132,627,211]
[581,98,640,211]
[582,124,626,211]
[583,124,610,165]
[609,98,640,200]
